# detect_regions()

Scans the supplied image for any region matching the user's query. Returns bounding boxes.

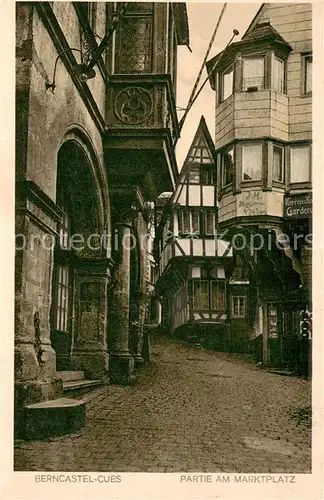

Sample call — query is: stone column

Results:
[262,303,269,365]
[109,222,135,384]
[133,298,145,366]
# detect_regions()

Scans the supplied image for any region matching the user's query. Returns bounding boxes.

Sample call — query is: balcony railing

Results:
[242,76,265,91]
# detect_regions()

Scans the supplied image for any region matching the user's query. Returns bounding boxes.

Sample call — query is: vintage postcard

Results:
[1,0,323,499]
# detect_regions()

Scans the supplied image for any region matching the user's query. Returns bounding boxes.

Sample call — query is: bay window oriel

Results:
[192,280,226,311]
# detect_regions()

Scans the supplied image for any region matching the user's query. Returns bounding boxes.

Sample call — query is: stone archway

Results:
[50,135,112,379]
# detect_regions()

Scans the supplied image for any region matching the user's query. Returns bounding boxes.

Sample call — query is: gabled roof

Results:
[243,3,266,37]
[171,116,215,204]
[242,21,290,46]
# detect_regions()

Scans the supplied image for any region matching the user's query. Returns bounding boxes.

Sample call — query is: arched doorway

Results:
[50,137,111,376]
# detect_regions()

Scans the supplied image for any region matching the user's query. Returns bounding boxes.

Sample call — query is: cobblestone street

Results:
[15,335,311,473]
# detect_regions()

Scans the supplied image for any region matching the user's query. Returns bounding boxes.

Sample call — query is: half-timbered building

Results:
[154,117,237,350]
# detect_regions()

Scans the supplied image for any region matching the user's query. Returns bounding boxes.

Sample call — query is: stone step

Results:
[62,379,102,391]
[56,370,85,382]
[24,398,86,439]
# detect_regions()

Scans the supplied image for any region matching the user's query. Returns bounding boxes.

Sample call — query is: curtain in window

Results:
[273,145,283,182]
[222,67,233,101]
[272,58,284,93]
[210,281,225,310]
[242,144,262,180]
[290,146,310,183]
[192,212,200,234]
[243,58,264,90]
[193,280,209,309]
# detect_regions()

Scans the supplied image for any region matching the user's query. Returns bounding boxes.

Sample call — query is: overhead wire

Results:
[178,3,228,133]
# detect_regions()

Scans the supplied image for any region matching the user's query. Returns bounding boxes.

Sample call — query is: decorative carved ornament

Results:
[114,86,153,125]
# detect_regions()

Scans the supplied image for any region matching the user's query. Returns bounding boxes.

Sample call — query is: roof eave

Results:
[173,3,190,46]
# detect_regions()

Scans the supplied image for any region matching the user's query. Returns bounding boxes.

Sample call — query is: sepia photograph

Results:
[12,0,317,485]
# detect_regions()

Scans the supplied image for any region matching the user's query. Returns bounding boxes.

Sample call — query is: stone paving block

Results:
[14,335,311,473]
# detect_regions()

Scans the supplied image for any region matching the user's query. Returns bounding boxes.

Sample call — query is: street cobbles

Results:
[14,336,311,473]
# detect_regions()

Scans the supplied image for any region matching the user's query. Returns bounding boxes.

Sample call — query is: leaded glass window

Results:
[115,15,153,73]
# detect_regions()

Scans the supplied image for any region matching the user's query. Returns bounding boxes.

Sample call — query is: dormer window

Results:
[242,56,265,91]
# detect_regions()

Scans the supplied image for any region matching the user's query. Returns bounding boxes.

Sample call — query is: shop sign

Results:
[284,193,312,219]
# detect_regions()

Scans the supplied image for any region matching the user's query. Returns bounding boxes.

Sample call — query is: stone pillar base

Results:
[14,378,63,439]
[109,353,136,385]
[70,349,109,381]
[134,354,145,368]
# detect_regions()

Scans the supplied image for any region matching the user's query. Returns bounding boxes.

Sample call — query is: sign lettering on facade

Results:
[284,193,312,219]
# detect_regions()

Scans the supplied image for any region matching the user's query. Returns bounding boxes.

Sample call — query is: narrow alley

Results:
[15,334,311,474]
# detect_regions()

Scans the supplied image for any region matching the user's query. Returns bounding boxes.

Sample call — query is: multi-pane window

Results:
[304,55,312,94]
[242,143,263,181]
[192,280,209,309]
[210,281,225,310]
[201,166,214,185]
[205,211,216,235]
[53,265,70,332]
[221,145,234,186]
[179,211,200,236]
[242,57,265,91]
[115,8,153,73]
[273,145,284,182]
[232,296,246,318]
[272,57,285,93]
[192,280,225,310]
[188,167,200,184]
[221,65,234,101]
[290,145,311,183]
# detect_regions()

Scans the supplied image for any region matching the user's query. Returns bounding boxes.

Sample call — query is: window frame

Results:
[289,143,311,185]
[115,7,154,74]
[221,144,234,188]
[302,53,312,96]
[220,64,234,103]
[231,296,247,318]
[204,210,216,236]
[242,55,265,91]
[272,56,285,94]
[191,279,226,311]
[241,142,263,182]
[179,210,201,237]
[188,167,200,184]
[272,143,285,183]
